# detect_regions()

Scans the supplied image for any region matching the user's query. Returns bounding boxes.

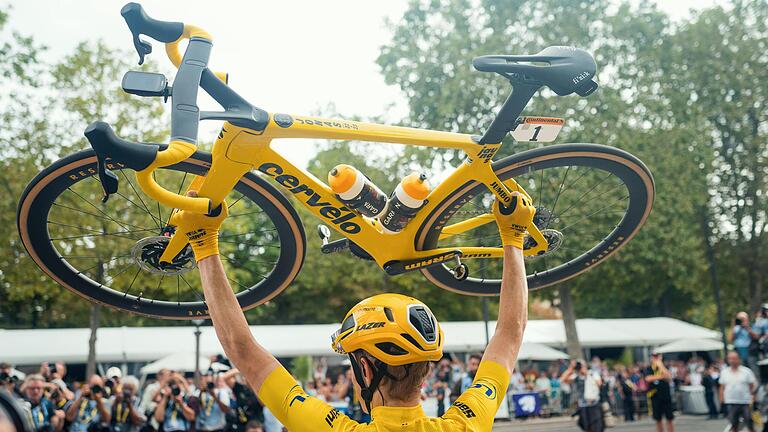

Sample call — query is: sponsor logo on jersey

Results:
[453,401,476,418]
[325,408,341,427]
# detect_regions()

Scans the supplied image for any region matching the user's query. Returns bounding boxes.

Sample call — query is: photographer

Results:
[153,381,195,432]
[40,362,74,402]
[196,372,231,432]
[729,312,759,368]
[104,368,123,399]
[223,369,263,431]
[21,374,64,432]
[0,368,18,397]
[65,375,112,432]
[108,376,144,432]
[561,359,603,432]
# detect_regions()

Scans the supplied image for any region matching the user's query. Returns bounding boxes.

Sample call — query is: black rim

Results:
[18,150,305,319]
[417,144,654,294]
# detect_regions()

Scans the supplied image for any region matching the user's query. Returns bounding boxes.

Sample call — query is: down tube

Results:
[251,148,386,250]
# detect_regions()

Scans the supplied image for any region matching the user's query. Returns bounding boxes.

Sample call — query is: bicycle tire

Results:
[415,143,654,294]
[17,149,306,319]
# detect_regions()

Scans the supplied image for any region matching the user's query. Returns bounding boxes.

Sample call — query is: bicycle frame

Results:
[170,113,549,271]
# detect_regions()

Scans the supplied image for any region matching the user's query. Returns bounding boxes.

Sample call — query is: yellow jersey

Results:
[258,360,510,431]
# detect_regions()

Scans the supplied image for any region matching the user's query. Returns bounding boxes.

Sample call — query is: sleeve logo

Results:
[471,381,497,400]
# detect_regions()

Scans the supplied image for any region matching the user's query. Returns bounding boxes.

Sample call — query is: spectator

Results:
[138,368,169,419]
[534,371,552,407]
[21,374,64,432]
[108,375,144,432]
[561,359,603,432]
[104,367,122,398]
[66,374,111,432]
[195,372,231,432]
[153,379,195,432]
[40,362,74,402]
[452,353,481,399]
[616,367,635,422]
[645,352,674,432]
[224,369,264,430]
[720,351,757,432]
[730,311,759,367]
[244,420,264,432]
[702,363,720,420]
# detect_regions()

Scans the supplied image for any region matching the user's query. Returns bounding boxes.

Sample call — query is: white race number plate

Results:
[510,117,564,143]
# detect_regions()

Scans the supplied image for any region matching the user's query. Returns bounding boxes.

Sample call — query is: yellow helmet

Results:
[330,293,444,366]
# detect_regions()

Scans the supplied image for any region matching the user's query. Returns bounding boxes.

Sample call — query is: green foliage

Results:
[1,1,766,331]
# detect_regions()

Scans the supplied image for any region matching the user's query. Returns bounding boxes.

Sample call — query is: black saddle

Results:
[473,46,598,97]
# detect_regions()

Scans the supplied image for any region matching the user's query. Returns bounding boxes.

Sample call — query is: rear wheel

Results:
[416,143,654,294]
[17,149,306,319]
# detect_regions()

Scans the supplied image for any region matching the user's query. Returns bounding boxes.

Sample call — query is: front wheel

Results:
[17,149,306,319]
[416,143,655,295]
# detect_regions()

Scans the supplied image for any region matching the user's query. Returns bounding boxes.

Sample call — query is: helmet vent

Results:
[384,307,395,322]
[409,306,437,343]
[375,342,408,356]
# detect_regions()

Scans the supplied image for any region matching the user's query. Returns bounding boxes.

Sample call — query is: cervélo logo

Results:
[258,162,361,234]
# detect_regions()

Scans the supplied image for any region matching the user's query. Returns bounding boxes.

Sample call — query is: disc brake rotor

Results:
[131,236,196,275]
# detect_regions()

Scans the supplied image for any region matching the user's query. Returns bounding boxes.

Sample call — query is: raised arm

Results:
[483,193,535,375]
[168,195,280,393]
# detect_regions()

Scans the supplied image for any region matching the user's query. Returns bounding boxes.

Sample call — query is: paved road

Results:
[493,415,734,431]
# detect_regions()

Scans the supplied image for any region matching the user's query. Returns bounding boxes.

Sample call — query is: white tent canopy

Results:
[517,343,569,361]
[139,352,210,375]
[1,317,721,365]
[653,338,724,354]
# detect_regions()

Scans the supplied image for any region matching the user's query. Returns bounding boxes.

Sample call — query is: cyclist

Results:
[173,190,535,430]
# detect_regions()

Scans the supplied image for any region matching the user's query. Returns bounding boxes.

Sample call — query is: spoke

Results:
[166,172,189,228]
[114,190,164,228]
[228,194,246,210]
[52,203,148,230]
[180,273,207,303]
[559,196,629,231]
[557,182,626,219]
[153,171,165,227]
[50,228,157,241]
[66,187,131,231]
[218,240,281,249]
[104,263,135,285]
[115,172,160,229]
[228,210,266,219]
[538,167,545,204]
[545,165,571,229]
[218,229,278,239]
[77,254,132,274]
[555,172,614,218]
[123,267,142,297]
[221,255,271,280]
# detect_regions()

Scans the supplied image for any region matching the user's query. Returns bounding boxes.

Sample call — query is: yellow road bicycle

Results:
[17,3,654,319]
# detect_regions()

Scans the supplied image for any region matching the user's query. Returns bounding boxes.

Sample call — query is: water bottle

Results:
[379,173,430,234]
[328,164,388,218]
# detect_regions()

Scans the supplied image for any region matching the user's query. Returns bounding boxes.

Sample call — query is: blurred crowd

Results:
[3,333,767,432]
[0,360,267,432]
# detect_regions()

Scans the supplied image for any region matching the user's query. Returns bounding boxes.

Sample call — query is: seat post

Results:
[479,82,540,144]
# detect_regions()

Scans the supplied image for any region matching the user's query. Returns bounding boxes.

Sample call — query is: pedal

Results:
[317,224,349,254]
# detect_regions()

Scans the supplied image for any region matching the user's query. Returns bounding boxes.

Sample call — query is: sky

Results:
[7,0,719,168]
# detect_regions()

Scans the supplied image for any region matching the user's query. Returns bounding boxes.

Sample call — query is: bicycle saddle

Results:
[473,46,598,97]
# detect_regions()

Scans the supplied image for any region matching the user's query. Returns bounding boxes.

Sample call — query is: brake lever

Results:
[96,156,120,203]
[131,35,153,65]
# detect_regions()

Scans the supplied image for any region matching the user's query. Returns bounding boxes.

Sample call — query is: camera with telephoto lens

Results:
[575,361,583,371]
[735,317,743,325]
[122,389,131,400]
[206,382,215,391]
[91,384,103,395]
[170,385,181,397]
